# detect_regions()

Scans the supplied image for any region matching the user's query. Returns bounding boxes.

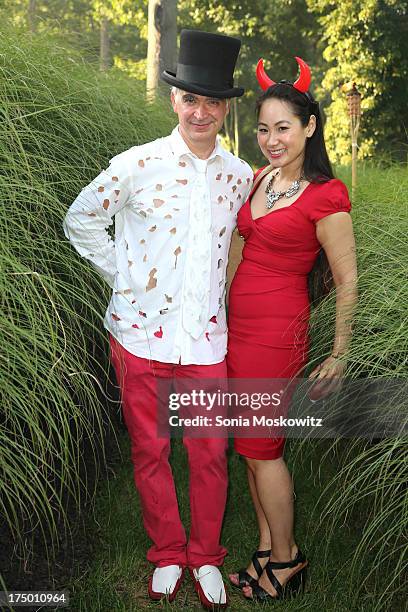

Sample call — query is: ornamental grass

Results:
[302,163,408,610]
[0,24,174,560]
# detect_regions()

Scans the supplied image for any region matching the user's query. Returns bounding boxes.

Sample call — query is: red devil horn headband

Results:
[256,56,311,93]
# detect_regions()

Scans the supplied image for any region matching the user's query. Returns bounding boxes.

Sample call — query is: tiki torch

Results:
[343,82,362,199]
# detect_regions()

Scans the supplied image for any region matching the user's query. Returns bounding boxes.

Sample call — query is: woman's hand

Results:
[309,355,345,380]
[308,355,346,400]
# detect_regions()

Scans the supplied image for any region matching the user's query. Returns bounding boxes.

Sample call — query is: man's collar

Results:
[170,125,227,169]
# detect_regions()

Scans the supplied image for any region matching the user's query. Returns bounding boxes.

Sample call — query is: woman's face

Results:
[257,98,316,172]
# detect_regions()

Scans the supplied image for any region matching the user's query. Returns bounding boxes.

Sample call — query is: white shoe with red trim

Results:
[148,564,184,601]
[190,565,228,608]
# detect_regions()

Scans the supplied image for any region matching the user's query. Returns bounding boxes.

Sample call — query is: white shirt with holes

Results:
[63,126,253,364]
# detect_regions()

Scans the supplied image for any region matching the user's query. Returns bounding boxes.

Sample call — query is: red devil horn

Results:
[293,56,311,93]
[256,58,275,91]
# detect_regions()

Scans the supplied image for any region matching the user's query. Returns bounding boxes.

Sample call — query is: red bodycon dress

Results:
[227,172,351,459]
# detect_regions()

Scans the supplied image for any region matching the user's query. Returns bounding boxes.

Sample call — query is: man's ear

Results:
[170,90,177,112]
[225,100,231,116]
[170,89,180,113]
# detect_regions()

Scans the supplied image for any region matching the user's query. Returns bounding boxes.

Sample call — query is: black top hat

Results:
[161,29,244,99]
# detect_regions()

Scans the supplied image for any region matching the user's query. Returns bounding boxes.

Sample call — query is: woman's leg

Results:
[229,466,271,586]
[243,457,301,598]
[247,467,273,551]
[248,457,296,559]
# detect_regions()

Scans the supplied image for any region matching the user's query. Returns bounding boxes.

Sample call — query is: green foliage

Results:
[0,0,148,66]
[307,0,408,163]
[91,0,147,65]
[0,23,174,558]
[304,163,408,609]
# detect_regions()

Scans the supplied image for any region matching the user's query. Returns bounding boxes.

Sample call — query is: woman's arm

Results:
[309,212,358,379]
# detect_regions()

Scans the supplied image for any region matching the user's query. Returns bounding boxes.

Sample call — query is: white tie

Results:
[182,158,212,339]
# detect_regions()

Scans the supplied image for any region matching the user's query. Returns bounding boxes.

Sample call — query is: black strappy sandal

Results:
[252,549,308,601]
[230,549,271,590]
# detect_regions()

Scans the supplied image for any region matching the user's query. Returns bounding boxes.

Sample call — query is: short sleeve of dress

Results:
[309,179,351,224]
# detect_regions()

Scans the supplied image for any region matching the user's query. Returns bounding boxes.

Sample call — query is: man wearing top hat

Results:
[63,30,252,607]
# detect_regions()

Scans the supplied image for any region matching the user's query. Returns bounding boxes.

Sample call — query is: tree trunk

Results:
[224,112,232,146]
[146,0,177,99]
[28,0,37,33]
[233,98,240,157]
[100,18,110,72]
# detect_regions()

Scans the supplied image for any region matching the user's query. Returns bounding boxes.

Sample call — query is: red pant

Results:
[109,335,228,568]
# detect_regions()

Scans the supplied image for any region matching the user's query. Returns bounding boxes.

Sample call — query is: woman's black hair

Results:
[256,83,335,303]
[256,82,334,184]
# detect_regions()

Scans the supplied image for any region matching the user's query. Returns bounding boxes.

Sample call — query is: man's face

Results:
[171,89,229,150]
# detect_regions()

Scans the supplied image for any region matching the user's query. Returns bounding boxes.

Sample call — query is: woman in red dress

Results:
[227,58,357,601]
